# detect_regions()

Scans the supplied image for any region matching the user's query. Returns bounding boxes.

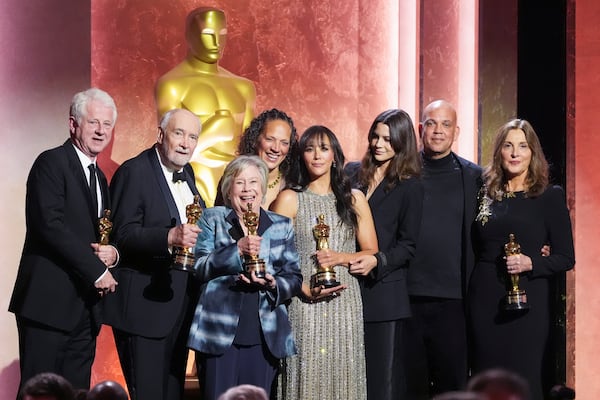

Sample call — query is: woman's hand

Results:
[237,235,262,257]
[301,283,347,303]
[349,254,377,276]
[505,253,533,275]
[315,249,345,269]
[238,271,276,290]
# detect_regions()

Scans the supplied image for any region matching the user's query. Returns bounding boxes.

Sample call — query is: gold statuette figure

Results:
[311,214,340,288]
[172,195,203,272]
[155,7,256,207]
[242,203,266,278]
[98,209,112,245]
[504,233,529,311]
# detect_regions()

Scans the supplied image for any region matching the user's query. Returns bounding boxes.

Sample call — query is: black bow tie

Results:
[172,171,186,183]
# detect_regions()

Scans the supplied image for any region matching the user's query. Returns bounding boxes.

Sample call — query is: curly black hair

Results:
[237,108,298,181]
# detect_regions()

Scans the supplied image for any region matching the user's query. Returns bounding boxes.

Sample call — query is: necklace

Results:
[504,183,523,198]
[267,170,282,189]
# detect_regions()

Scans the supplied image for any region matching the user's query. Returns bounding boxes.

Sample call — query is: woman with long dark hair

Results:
[272,125,378,400]
[345,109,424,399]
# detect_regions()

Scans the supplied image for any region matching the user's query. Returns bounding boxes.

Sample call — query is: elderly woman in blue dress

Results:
[188,155,302,400]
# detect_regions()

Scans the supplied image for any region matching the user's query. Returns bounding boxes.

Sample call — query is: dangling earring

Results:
[332,161,337,169]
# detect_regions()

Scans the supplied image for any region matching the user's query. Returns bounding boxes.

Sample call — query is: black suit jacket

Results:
[345,162,424,321]
[455,154,483,297]
[9,140,109,331]
[102,147,204,338]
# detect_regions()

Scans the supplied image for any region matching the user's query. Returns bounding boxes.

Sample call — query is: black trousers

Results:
[404,297,468,399]
[113,278,198,400]
[196,343,278,400]
[113,320,191,400]
[364,319,406,400]
[16,310,96,392]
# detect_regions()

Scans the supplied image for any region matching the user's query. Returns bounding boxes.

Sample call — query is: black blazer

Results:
[345,162,424,322]
[9,140,109,331]
[455,154,483,297]
[102,147,204,338]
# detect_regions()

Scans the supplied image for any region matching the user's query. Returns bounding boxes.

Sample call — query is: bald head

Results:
[86,381,128,400]
[419,99,460,159]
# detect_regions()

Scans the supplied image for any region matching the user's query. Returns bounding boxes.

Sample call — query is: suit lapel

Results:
[257,209,273,236]
[368,179,387,209]
[97,167,110,212]
[63,141,98,223]
[457,155,481,221]
[182,164,200,197]
[224,208,273,239]
[226,210,244,240]
[147,147,182,225]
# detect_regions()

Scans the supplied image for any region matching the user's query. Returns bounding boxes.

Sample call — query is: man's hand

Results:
[95,270,118,296]
[91,243,118,266]
[168,224,201,248]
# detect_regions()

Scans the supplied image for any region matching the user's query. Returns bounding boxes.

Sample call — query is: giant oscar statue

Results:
[155,6,256,207]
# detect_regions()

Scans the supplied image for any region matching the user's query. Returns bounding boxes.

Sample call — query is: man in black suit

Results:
[405,99,482,398]
[9,88,119,392]
[103,108,204,400]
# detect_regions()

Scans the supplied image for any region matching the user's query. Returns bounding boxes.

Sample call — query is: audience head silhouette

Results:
[86,380,128,400]
[217,384,268,400]
[19,372,75,400]
[467,368,530,400]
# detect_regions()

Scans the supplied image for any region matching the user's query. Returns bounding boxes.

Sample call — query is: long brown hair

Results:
[358,109,421,192]
[483,119,549,200]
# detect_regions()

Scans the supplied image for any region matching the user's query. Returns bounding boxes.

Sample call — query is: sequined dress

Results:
[280,189,367,400]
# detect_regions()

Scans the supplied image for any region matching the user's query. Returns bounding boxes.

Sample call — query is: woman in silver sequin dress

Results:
[271,126,378,400]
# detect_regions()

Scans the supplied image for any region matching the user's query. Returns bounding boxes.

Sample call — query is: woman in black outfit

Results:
[345,109,423,399]
[469,119,575,399]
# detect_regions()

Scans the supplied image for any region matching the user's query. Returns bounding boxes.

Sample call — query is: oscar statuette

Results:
[98,209,112,246]
[242,203,266,278]
[172,195,203,272]
[504,233,529,311]
[310,214,340,288]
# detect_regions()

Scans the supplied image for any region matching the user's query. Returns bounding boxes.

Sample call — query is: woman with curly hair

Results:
[469,119,575,399]
[272,125,378,400]
[215,108,298,208]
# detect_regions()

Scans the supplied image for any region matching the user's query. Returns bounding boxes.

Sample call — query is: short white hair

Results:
[70,87,117,124]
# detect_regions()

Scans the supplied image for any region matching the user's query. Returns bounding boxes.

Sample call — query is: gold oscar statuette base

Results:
[244,258,266,279]
[172,247,196,273]
[505,288,529,311]
[311,269,340,289]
